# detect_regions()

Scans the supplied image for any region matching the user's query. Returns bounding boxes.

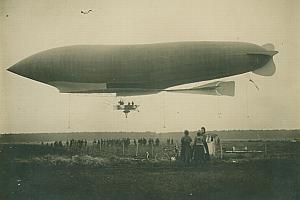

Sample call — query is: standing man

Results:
[155,138,160,146]
[200,127,210,161]
[180,130,192,166]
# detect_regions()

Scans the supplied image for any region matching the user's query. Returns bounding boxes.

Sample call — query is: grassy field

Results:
[0,141,299,200]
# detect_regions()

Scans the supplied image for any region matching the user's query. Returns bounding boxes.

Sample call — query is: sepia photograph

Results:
[0,0,299,199]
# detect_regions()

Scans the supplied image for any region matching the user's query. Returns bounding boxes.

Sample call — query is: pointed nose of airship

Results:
[7,64,21,75]
[7,61,31,79]
[6,54,49,83]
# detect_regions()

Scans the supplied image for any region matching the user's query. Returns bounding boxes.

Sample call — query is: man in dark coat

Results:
[201,127,210,161]
[180,130,192,166]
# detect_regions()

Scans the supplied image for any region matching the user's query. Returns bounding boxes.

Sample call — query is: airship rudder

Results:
[252,43,278,76]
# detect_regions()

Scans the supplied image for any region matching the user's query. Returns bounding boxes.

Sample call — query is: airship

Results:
[7,41,278,96]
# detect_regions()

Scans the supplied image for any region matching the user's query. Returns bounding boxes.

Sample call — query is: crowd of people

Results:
[40,130,212,166]
[42,137,164,149]
[135,138,160,146]
[180,127,210,166]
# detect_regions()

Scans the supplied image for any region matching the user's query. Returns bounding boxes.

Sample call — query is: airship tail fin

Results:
[247,43,278,56]
[247,51,278,57]
[253,58,276,76]
[262,43,275,51]
[251,43,277,76]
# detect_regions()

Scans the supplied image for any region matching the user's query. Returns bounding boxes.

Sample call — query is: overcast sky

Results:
[0,0,299,133]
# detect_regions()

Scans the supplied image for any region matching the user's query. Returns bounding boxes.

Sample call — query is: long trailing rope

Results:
[245,73,258,119]
[68,94,71,129]
[162,92,166,128]
[247,72,260,119]
[213,74,254,120]
[216,96,222,119]
[66,94,116,129]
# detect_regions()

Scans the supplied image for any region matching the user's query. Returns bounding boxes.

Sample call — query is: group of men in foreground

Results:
[180,127,210,165]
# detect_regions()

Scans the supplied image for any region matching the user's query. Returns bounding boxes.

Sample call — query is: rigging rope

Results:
[245,74,250,119]
[162,92,166,128]
[68,94,71,129]
[216,96,222,118]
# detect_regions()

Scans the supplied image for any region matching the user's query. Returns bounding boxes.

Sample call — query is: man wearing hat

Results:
[201,127,210,161]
